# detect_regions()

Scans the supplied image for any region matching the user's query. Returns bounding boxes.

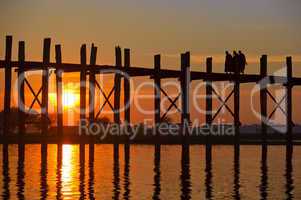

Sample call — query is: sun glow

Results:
[49,89,79,109]
[62,90,78,108]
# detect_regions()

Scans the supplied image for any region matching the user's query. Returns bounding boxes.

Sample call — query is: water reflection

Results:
[17,144,25,200]
[233,144,240,200]
[180,144,191,200]
[260,144,268,200]
[123,144,130,200]
[205,144,213,200]
[88,144,95,200]
[61,144,79,199]
[285,145,294,200]
[112,144,120,200]
[40,144,48,200]
[56,144,62,200]
[79,144,86,200]
[0,144,300,199]
[152,144,161,200]
[2,144,10,199]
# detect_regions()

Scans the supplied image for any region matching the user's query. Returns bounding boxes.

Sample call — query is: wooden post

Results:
[3,36,12,135]
[206,57,213,142]
[154,55,161,139]
[181,52,190,137]
[123,49,132,146]
[114,46,122,125]
[18,41,26,136]
[55,45,63,136]
[154,55,161,150]
[185,52,190,125]
[180,53,185,127]
[80,44,87,124]
[123,48,131,155]
[234,55,240,141]
[260,55,268,143]
[286,57,293,144]
[89,44,97,125]
[41,38,51,135]
[114,46,122,144]
[123,49,131,131]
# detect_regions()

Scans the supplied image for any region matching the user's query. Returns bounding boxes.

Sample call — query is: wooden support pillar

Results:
[3,36,12,135]
[260,55,268,143]
[286,57,293,144]
[181,52,190,137]
[55,45,63,136]
[114,47,122,123]
[206,57,213,142]
[41,38,51,135]
[114,46,122,143]
[18,41,26,136]
[154,54,161,173]
[80,44,87,123]
[154,55,161,137]
[89,44,97,125]
[124,49,131,126]
[234,56,240,140]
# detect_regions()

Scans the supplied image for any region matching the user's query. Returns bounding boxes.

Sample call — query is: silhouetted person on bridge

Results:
[238,51,247,74]
[233,51,239,74]
[225,51,233,74]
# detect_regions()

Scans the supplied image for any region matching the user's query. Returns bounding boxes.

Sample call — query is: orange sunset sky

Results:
[0,0,301,125]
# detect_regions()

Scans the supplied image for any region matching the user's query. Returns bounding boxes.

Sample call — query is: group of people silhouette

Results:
[225,50,247,74]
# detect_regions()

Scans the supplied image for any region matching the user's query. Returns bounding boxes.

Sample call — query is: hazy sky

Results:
[0,0,300,65]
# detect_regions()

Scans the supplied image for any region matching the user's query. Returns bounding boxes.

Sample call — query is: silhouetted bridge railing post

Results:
[0,35,299,144]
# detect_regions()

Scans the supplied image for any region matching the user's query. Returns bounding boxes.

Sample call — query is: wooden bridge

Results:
[0,36,299,144]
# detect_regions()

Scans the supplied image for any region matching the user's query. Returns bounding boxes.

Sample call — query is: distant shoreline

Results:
[1,135,300,145]
[1,125,301,144]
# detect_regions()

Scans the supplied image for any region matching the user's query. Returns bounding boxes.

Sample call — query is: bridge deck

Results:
[1,60,301,85]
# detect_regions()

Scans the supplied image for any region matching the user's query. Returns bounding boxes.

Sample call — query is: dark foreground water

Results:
[0,144,300,200]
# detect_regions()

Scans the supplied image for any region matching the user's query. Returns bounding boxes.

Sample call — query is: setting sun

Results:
[49,88,79,109]
[63,90,78,108]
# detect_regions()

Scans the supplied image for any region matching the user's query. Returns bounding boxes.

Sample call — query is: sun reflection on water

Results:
[61,144,80,199]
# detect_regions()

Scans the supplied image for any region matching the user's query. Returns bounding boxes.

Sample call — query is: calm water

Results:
[0,144,300,200]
